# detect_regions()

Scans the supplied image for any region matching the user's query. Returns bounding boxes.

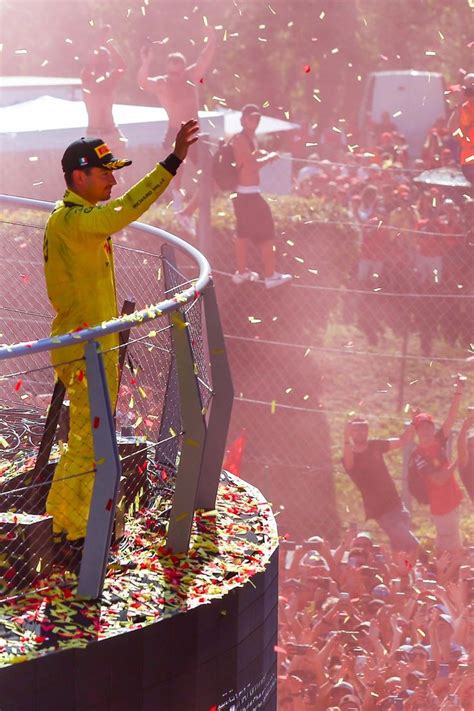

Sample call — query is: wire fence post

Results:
[77,340,122,599]
[397,324,409,412]
[402,422,414,514]
[166,310,207,553]
[197,132,212,256]
[196,280,234,510]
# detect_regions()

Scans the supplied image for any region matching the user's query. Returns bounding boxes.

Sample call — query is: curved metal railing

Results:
[0,194,233,600]
[0,194,212,360]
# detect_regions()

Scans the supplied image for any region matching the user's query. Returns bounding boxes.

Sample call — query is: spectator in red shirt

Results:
[408,377,466,552]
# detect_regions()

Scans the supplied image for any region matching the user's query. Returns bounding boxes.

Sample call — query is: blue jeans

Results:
[376,506,419,552]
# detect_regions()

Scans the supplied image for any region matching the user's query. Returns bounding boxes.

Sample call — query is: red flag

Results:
[223,431,246,476]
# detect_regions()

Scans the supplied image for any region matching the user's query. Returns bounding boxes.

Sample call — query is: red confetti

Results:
[199,77,204,84]
[77,370,84,382]
[19,274,30,283]
[14,379,22,392]
[303,64,311,73]
[405,559,413,570]
[93,416,100,429]
[105,499,113,511]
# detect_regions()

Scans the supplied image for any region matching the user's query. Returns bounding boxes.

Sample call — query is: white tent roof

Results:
[0,95,298,137]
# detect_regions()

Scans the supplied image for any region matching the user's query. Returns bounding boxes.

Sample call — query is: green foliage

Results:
[1,0,472,129]
[146,192,359,287]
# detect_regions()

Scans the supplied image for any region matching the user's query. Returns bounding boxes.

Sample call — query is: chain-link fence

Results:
[0,197,229,602]
[183,149,474,549]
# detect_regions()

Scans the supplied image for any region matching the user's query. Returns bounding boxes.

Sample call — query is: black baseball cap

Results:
[241,104,261,118]
[61,137,132,173]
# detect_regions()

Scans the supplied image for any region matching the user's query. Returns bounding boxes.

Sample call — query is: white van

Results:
[358,70,447,157]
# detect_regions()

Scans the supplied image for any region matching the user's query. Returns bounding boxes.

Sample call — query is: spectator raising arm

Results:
[457,412,474,470]
[442,375,466,437]
[188,25,217,82]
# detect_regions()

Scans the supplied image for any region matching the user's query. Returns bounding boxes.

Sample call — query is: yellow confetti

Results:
[185,438,200,448]
[271,400,276,414]
[176,512,188,522]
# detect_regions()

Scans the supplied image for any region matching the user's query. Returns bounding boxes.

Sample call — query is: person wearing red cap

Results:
[408,377,466,552]
[43,121,199,559]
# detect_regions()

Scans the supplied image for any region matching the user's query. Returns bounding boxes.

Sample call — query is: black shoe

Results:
[64,537,85,574]
[52,533,68,566]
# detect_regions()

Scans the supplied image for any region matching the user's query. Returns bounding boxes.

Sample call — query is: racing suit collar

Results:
[62,188,95,208]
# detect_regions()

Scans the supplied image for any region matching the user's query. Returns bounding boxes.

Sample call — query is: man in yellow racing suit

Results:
[43,120,198,552]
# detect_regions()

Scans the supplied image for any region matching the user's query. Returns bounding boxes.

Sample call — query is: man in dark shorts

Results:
[231,104,292,288]
[138,28,217,236]
[342,417,419,554]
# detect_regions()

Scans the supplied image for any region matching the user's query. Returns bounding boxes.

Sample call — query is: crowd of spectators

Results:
[288,115,473,352]
[293,115,473,296]
[277,379,473,709]
[278,533,474,710]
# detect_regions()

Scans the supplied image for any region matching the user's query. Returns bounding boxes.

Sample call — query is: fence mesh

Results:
[193,177,474,548]
[0,188,474,588]
[0,208,212,600]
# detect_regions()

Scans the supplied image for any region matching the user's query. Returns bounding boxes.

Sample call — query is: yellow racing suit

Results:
[44,161,176,540]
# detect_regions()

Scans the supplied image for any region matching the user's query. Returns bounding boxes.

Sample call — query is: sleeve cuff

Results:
[160,153,182,176]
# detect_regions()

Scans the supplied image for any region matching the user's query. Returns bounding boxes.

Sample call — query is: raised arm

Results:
[188,25,217,81]
[137,45,165,95]
[387,420,416,450]
[442,376,466,437]
[457,413,474,469]
[58,121,199,237]
[104,39,126,73]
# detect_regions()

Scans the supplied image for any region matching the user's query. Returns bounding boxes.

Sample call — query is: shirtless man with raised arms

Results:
[138,26,217,235]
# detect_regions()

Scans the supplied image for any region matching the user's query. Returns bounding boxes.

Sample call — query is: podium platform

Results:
[0,473,279,711]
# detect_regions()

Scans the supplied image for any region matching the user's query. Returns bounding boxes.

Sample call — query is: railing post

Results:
[402,421,414,514]
[197,133,212,256]
[166,310,207,553]
[196,281,234,510]
[156,245,183,473]
[77,340,122,599]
